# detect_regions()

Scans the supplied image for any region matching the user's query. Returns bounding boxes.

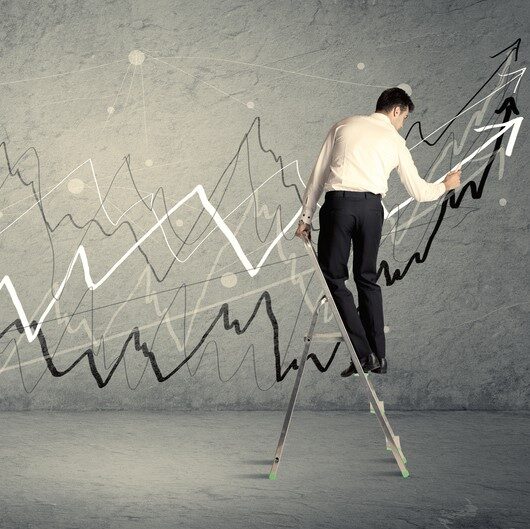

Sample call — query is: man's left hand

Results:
[295,221,311,241]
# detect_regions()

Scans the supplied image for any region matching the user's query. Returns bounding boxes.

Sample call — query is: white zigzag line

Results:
[0,70,524,344]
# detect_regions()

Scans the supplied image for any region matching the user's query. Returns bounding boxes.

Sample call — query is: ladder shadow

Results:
[233,472,270,479]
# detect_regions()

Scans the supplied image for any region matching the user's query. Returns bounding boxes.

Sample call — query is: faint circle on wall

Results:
[175,218,183,227]
[397,83,412,95]
[128,50,146,65]
[384,325,390,334]
[357,62,365,70]
[145,159,153,167]
[221,272,237,288]
[246,101,255,109]
[107,106,115,114]
[68,178,85,194]
[499,198,507,206]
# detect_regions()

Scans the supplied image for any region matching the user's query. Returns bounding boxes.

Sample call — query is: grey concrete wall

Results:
[0,0,528,410]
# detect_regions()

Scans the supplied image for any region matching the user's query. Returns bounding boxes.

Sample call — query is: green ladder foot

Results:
[401,469,410,478]
[268,473,277,480]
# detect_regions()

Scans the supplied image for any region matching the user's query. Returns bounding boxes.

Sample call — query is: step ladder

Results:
[269,233,409,480]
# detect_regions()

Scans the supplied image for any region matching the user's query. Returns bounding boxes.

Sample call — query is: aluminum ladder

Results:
[269,233,408,479]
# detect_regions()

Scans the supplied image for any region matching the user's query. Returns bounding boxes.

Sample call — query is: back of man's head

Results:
[376,87,414,113]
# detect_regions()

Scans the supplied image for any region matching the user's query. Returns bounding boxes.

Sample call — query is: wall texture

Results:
[0,0,528,410]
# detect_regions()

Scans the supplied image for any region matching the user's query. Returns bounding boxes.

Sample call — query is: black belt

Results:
[325,190,382,199]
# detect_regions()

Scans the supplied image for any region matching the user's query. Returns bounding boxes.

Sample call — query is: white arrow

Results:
[473,116,523,157]
[386,116,524,219]
[498,67,526,93]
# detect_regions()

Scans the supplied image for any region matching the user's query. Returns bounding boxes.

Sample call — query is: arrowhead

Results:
[490,38,521,61]
[495,96,520,116]
[473,115,524,157]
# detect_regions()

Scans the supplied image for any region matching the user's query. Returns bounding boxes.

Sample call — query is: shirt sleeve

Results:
[300,126,335,224]
[396,139,446,203]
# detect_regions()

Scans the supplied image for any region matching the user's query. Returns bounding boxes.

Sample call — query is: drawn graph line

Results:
[0,58,129,86]
[3,48,520,239]
[147,54,249,107]
[381,45,521,246]
[140,63,149,151]
[378,96,521,286]
[0,105,524,346]
[0,40,524,379]
[146,53,392,89]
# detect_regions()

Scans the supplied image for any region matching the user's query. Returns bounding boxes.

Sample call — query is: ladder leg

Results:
[302,235,410,478]
[364,375,406,462]
[355,364,409,476]
[367,379,407,463]
[366,374,384,414]
[269,295,327,480]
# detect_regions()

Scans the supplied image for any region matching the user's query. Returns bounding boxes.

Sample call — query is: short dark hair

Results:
[375,87,414,113]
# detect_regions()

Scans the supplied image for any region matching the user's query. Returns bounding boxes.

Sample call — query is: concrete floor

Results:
[0,410,528,529]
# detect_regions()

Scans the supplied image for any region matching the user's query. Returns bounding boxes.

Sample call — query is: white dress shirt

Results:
[300,112,446,224]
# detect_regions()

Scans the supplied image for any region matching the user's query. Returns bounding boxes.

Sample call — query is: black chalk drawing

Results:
[0,40,524,390]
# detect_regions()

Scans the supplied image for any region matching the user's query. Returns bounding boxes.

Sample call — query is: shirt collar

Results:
[370,112,393,126]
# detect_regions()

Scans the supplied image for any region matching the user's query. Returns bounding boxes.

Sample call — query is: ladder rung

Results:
[307,332,344,342]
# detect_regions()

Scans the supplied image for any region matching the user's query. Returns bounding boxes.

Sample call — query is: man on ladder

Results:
[295,87,461,376]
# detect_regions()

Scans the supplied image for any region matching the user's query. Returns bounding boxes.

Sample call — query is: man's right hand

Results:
[443,166,462,191]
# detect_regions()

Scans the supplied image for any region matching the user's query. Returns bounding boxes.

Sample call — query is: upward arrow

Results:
[377,96,522,285]
[386,104,523,219]
[466,117,522,160]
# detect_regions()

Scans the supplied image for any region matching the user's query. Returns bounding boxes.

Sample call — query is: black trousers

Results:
[317,190,385,362]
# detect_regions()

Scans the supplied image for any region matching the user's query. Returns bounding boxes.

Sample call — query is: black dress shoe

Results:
[372,357,388,374]
[340,353,380,377]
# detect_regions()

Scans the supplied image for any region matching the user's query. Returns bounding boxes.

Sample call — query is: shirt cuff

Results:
[300,212,313,224]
